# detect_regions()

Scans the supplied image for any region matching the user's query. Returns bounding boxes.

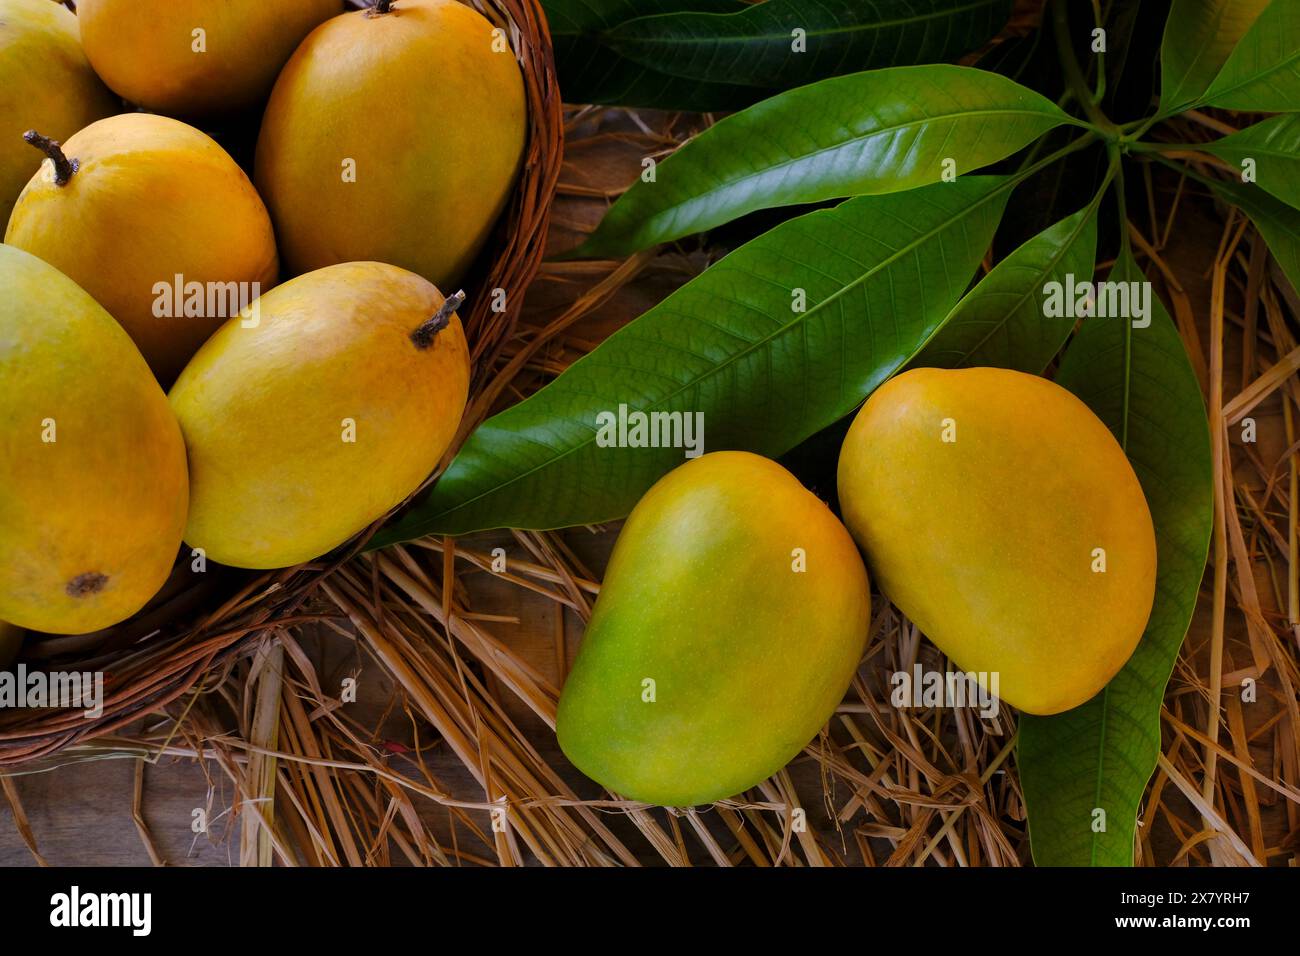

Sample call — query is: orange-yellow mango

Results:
[77,0,339,116]
[6,113,278,383]
[255,0,526,287]
[837,367,1157,715]
[0,245,188,635]
[0,0,118,219]
[169,261,470,570]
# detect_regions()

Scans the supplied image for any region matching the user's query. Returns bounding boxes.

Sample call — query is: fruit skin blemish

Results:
[0,245,188,635]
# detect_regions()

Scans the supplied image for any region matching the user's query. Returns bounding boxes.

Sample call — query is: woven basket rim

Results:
[0,0,563,764]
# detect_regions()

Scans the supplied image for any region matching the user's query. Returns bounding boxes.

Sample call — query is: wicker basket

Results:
[0,0,562,764]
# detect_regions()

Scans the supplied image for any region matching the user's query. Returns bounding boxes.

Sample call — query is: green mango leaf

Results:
[1158,0,1269,114]
[1201,115,1300,211]
[1018,248,1213,866]
[1206,175,1300,292]
[545,0,759,112]
[605,0,1012,89]
[572,65,1072,258]
[912,203,1099,373]
[1202,0,1300,112]
[373,177,1011,543]
[544,0,1010,111]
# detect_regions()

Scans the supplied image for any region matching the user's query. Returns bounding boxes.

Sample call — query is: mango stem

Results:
[411,290,466,349]
[23,131,77,187]
[369,0,396,15]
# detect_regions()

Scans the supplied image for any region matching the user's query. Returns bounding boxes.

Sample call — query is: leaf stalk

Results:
[1052,0,1120,139]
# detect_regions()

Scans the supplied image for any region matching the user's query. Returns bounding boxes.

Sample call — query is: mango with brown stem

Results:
[5,113,279,384]
[255,0,526,287]
[0,0,118,220]
[168,261,471,570]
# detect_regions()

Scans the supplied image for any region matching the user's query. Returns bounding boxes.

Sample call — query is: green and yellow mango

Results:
[558,451,870,806]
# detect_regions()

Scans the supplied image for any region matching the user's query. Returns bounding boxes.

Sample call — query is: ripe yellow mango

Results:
[255,0,526,288]
[557,452,870,806]
[169,261,470,570]
[837,367,1157,715]
[5,113,278,384]
[0,0,118,220]
[77,0,339,116]
[0,245,188,635]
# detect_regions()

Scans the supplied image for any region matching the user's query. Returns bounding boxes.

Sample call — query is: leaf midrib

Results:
[1212,143,1300,158]
[595,93,1069,249]
[1204,32,1300,105]
[1087,257,1136,866]
[1089,685,1111,866]
[1161,0,1237,111]
[430,180,1013,526]
[1201,123,1300,166]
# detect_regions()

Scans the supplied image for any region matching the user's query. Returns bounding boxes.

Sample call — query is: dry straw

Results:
[2,4,1298,867]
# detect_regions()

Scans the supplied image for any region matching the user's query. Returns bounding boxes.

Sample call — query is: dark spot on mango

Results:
[66,572,108,597]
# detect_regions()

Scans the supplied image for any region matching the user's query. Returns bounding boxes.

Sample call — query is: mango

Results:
[169,261,470,570]
[0,621,21,669]
[0,0,118,220]
[255,0,526,288]
[77,0,339,117]
[836,367,1157,715]
[0,245,188,635]
[5,112,279,384]
[557,451,870,806]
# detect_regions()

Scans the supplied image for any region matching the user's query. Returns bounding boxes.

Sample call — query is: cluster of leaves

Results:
[376,0,1300,864]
